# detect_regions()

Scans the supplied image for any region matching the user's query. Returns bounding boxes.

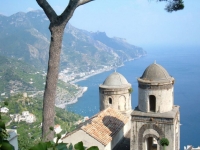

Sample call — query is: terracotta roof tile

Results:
[81,107,128,145]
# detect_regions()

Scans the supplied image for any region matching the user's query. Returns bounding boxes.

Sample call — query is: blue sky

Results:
[0,0,200,48]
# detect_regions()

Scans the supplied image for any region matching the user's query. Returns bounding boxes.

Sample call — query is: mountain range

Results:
[0,10,146,72]
[0,54,80,100]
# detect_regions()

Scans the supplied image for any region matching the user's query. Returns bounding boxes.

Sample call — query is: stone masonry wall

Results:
[131,115,177,150]
[99,87,132,113]
[138,86,174,113]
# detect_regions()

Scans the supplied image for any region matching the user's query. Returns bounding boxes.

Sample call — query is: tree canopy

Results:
[160,0,184,12]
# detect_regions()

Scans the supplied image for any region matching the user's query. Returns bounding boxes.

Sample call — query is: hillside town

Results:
[10,111,36,124]
[58,65,114,83]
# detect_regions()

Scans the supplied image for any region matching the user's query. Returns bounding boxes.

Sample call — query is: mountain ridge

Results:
[0,10,146,72]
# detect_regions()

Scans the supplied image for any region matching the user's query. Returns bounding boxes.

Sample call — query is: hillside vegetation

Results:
[0,55,79,101]
[1,94,82,149]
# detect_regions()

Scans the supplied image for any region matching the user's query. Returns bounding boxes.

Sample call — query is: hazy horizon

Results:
[0,0,199,48]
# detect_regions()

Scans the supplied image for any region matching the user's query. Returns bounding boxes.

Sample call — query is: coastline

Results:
[70,66,118,84]
[55,55,145,109]
[55,86,88,109]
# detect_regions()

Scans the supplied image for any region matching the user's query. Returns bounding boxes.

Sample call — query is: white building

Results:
[13,114,21,122]
[0,107,9,113]
[54,124,62,134]
[26,113,36,123]
[22,111,29,116]
[12,111,36,123]
[1,92,5,96]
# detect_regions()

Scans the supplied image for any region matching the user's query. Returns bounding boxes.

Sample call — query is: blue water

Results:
[66,46,200,149]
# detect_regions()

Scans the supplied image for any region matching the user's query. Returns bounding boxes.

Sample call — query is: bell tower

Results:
[99,72,132,115]
[131,63,180,150]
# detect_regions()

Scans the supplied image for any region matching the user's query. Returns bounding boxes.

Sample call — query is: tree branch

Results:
[77,0,94,7]
[57,0,79,26]
[36,0,57,22]
[57,0,93,26]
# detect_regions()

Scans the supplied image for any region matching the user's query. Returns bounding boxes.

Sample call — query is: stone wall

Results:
[99,87,132,113]
[110,119,131,149]
[62,130,105,149]
[138,85,174,113]
[131,114,178,150]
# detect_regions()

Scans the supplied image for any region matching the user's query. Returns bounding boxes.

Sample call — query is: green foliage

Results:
[0,55,45,95]
[29,133,99,150]
[0,121,6,130]
[29,141,53,150]
[0,55,80,100]
[1,94,82,149]
[160,137,169,146]
[0,94,91,149]
[74,141,84,150]
[0,140,14,150]
[73,141,99,150]
[159,0,184,12]
[128,88,133,94]
[0,102,15,150]
[29,141,70,150]
[49,127,54,131]
[160,137,169,150]
[29,141,99,150]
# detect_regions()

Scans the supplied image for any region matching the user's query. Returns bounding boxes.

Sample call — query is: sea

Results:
[66,46,200,149]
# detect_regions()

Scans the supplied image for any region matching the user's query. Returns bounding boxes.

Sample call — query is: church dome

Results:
[138,63,174,84]
[100,72,131,88]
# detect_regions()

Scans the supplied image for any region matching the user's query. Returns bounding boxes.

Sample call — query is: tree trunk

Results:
[42,24,65,140]
[35,0,94,141]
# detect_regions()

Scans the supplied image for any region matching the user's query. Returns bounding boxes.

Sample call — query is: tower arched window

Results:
[149,95,156,112]
[146,137,157,150]
[109,98,112,104]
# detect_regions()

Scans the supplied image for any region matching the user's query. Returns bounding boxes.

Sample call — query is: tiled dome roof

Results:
[138,63,174,84]
[100,72,131,88]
